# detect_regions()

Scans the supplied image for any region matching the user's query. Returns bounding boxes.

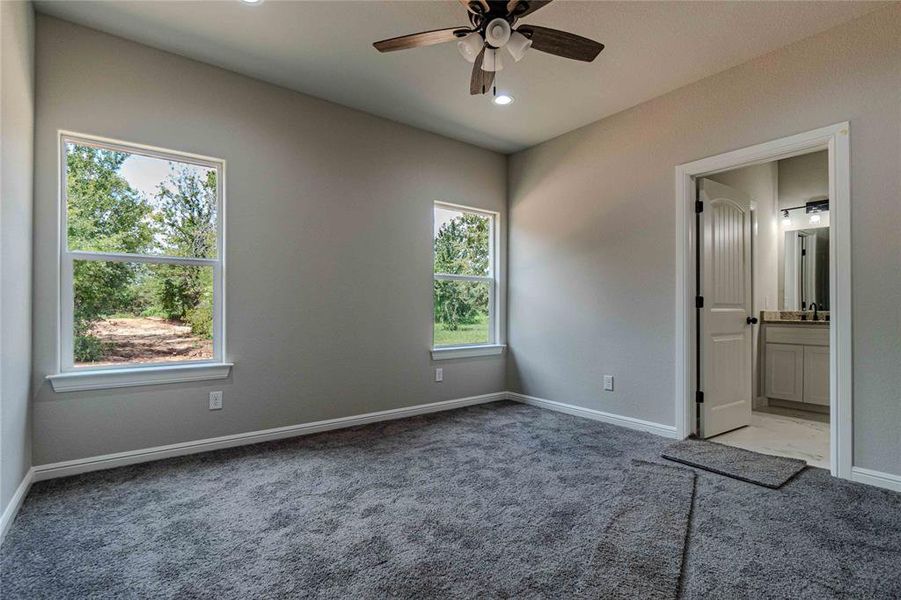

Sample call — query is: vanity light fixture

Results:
[805,198,828,225]
[782,199,829,227]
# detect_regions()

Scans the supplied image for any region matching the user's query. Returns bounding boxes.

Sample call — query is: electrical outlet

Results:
[209,391,223,410]
[435,368,443,383]
[603,375,614,391]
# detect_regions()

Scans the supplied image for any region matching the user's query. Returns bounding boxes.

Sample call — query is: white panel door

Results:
[699,179,753,438]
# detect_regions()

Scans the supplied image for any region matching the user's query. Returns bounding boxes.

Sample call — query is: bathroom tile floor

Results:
[710,409,830,469]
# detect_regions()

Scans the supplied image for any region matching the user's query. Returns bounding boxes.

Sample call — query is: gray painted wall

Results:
[778,151,829,209]
[1,0,34,513]
[32,17,507,465]
[507,6,901,475]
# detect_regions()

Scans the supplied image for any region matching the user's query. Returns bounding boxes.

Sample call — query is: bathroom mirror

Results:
[783,227,829,310]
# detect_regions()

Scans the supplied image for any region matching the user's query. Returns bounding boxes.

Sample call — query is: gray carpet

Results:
[663,438,807,488]
[2,401,901,599]
[577,460,695,600]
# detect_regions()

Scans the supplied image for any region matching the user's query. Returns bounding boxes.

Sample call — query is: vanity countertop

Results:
[762,311,830,324]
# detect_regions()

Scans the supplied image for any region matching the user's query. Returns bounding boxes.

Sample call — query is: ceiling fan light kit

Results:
[485,18,511,47]
[505,31,532,62]
[373,0,604,96]
[457,32,483,63]
[482,47,503,72]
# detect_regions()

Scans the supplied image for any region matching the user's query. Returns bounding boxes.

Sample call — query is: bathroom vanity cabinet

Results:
[763,322,829,407]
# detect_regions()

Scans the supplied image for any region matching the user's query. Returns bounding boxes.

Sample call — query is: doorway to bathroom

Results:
[674,123,852,479]
[699,152,830,468]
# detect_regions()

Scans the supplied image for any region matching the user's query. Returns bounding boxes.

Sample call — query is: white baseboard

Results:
[16,389,896,520]
[32,392,506,482]
[31,391,677,484]
[0,468,34,544]
[507,392,679,439]
[851,467,901,493]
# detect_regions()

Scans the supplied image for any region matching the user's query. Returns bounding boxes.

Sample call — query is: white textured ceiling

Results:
[35,1,883,153]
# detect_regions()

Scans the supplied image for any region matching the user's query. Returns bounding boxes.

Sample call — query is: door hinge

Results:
[695,295,704,309]
[801,249,807,256]
[696,391,704,404]
[695,199,704,213]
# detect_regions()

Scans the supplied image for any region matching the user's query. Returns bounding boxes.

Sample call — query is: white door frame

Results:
[674,122,851,479]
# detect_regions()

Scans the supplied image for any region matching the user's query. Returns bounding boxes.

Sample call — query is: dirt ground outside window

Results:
[76,317,213,367]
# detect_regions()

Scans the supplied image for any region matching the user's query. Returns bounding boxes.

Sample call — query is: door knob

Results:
[746,316,758,325]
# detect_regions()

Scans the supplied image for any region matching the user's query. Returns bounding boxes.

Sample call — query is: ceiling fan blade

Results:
[469,48,495,95]
[507,0,553,18]
[373,27,470,53]
[517,25,604,61]
[459,0,490,14]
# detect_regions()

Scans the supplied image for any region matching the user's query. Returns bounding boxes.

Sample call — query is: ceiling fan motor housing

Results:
[485,18,511,48]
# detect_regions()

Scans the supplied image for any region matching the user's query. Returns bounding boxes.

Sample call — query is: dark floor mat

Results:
[663,438,806,489]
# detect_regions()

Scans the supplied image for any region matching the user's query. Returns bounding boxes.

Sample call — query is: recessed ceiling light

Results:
[240,0,263,4]
[493,94,514,106]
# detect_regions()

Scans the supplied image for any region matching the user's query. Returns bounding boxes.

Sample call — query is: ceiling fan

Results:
[373,0,604,96]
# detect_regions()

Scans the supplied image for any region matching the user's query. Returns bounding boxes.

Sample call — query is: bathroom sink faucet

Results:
[810,303,819,321]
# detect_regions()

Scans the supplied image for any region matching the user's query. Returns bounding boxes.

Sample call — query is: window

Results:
[432,203,503,359]
[50,133,229,391]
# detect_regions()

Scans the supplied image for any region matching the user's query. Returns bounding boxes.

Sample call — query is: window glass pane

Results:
[434,207,490,276]
[433,279,490,346]
[73,259,213,367]
[66,141,217,258]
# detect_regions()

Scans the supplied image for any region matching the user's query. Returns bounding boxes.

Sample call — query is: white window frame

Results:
[48,132,231,392]
[431,202,505,360]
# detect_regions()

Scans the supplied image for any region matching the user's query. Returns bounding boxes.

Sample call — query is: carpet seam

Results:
[575,459,696,600]
[674,472,697,600]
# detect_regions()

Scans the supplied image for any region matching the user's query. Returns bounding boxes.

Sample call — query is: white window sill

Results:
[430,345,506,361]
[48,362,233,392]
